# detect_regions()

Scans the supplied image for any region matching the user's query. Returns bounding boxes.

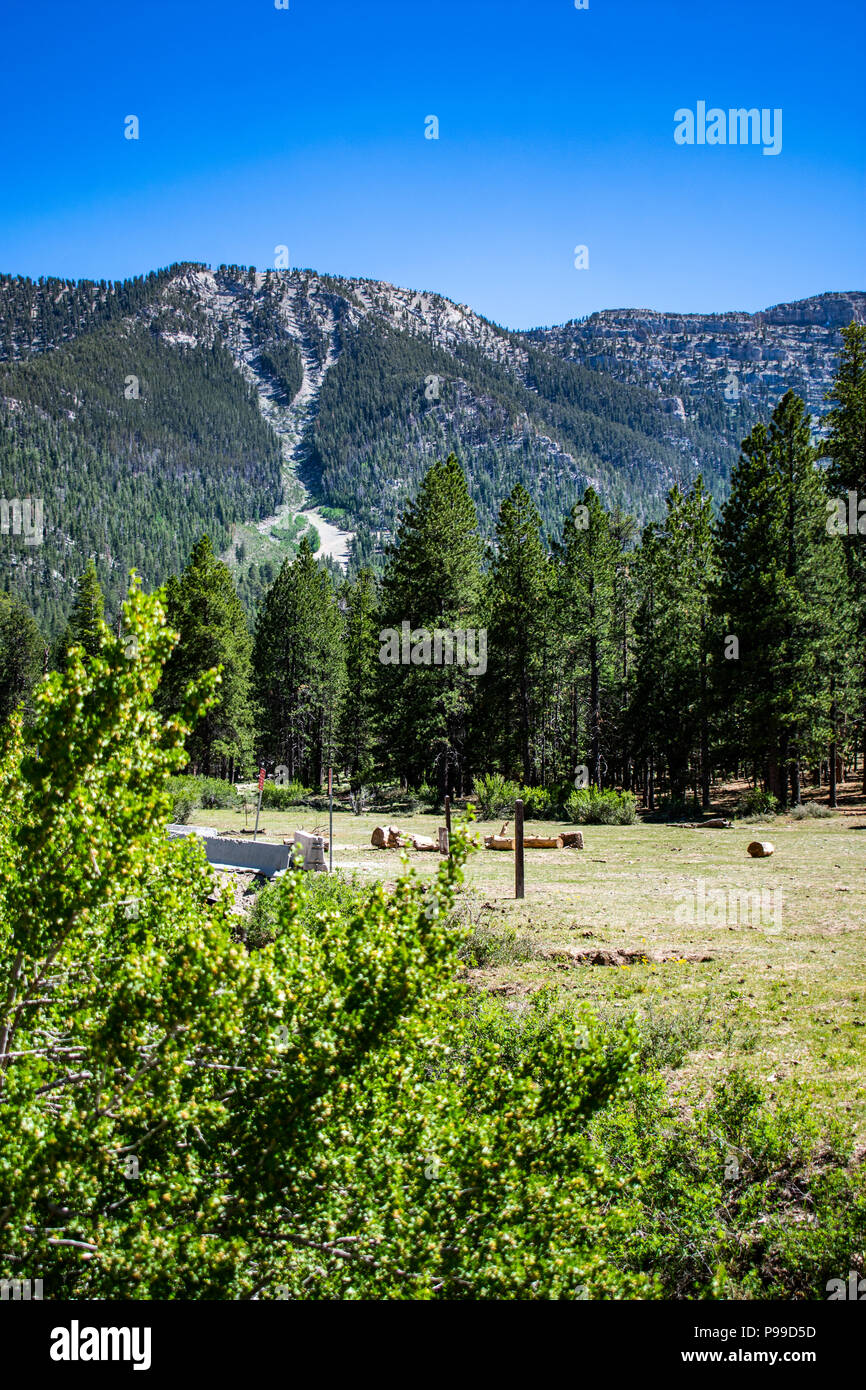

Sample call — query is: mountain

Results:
[527,292,866,422]
[0,264,861,632]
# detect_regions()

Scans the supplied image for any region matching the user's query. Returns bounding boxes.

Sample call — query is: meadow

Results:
[192,799,866,1135]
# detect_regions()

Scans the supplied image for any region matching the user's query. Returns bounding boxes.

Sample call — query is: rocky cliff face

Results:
[527,292,866,422]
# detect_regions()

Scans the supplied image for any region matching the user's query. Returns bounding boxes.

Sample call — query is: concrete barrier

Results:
[293,830,327,872]
[167,826,291,876]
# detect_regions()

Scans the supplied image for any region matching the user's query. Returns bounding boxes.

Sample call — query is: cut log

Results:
[747,841,775,858]
[695,818,733,829]
[524,835,564,849]
[484,835,515,850]
[371,824,406,849]
[561,831,584,849]
[410,833,438,851]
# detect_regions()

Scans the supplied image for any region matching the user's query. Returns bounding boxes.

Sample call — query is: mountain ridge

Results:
[0,264,861,631]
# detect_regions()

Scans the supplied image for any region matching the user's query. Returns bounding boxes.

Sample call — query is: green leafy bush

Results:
[519,785,555,819]
[171,794,193,824]
[734,786,779,818]
[169,774,239,810]
[245,869,365,949]
[260,779,311,809]
[471,772,519,819]
[592,1067,866,1299]
[564,787,637,825]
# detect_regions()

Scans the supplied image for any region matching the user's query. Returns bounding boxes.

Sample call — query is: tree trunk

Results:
[829,696,838,808]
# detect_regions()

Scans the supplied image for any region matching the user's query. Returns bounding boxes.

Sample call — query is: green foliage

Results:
[519,785,555,819]
[158,537,255,775]
[790,800,835,819]
[0,593,45,722]
[260,779,311,808]
[1,590,655,1299]
[565,787,638,825]
[168,774,239,810]
[593,1068,866,1299]
[245,868,365,949]
[734,786,779,818]
[471,772,519,819]
[253,537,344,788]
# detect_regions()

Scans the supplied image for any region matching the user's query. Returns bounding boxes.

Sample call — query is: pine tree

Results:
[377,455,484,798]
[58,559,105,666]
[340,567,379,785]
[158,537,254,776]
[481,484,552,783]
[0,594,46,723]
[555,488,621,789]
[629,481,717,805]
[715,392,850,806]
[824,323,866,790]
[253,537,344,787]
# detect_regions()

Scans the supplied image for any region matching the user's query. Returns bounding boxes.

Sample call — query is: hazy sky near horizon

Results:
[1,0,863,329]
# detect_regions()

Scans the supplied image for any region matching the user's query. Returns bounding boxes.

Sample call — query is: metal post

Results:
[253,766,265,842]
[515,798,525,900]
[328,765,333,873]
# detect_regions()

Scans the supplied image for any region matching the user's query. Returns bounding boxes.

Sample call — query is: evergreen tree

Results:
[253,537,344,787]
[158,537,254,776]
[340,567,379,785]
[629,481,717,805]
[481,484,552,783]
[377,454,484,798]
[555,488,621,788]
[824,323,866,790]
[715,392,850,806]
[63,559,105,663]
[0,594,46,723]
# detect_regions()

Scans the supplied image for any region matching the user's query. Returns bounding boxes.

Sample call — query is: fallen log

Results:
[524,835,564,849]
[371,824,408,849]
[409,833,438,852]
[748,840,775,858]
[484,835,514,850]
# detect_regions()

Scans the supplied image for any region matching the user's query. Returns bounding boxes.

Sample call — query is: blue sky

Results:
[0,0,863,328]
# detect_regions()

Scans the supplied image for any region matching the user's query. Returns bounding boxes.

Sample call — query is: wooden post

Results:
[514,798,525,900]
[444,794,452,860]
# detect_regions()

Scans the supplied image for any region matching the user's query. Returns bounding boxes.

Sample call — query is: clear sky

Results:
[0,0,863,329]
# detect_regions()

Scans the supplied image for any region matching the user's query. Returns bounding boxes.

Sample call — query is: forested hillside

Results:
[0,262,860,632]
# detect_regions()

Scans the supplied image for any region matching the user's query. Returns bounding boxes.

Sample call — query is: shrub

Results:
[519,785,554,819]
[790,801,835,819]
[168,774,239,810]
[734,786,779,818]
[564,787,637,825]
[261,779,311,809]
[471,772,519,819]
[171,794,193,824]
[245,868,365,949]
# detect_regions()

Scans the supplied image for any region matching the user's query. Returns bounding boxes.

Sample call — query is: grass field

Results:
[191,800,866,1137]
